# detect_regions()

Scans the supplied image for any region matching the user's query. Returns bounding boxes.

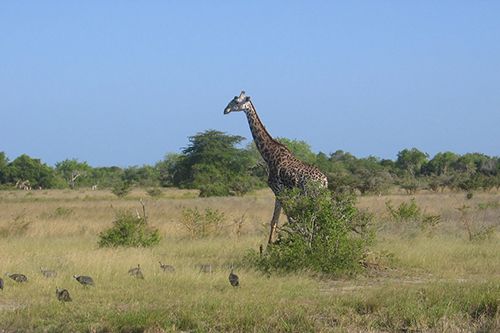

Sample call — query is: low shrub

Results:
[385,199,441,236]
[246,184,370,275]
[98,210,161,247]
[111,181,131,198]
[180,207,225,239]
[386,198,421,222]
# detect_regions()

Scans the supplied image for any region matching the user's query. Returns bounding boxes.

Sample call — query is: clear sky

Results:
[1,1,499,167]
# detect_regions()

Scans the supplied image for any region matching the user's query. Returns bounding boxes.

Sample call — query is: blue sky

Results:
[1,1,499,166]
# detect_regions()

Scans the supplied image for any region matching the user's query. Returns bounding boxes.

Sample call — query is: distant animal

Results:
[73,275,94,286]
[228,270,239,287]
[197,264,213,273]
[159,262,175,273]
[6,273,28,283]
[128,264,144,279]
[56,288,72,302]
[40,267,57,278]
[0,277,3,290]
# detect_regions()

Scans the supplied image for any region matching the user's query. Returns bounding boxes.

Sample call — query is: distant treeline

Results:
[1,130,499,196]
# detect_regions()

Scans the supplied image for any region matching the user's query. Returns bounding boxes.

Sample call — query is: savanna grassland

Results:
[0,188,499,332]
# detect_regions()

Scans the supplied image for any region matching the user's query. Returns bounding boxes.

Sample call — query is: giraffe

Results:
[224,91,328,244]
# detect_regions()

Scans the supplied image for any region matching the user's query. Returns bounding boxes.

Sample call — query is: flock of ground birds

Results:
[0,262,240,302]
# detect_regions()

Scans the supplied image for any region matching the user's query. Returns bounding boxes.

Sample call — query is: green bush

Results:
[247,184,370,275]
[385,198,421,223]
[111,181,131,197]
[98,210,161,247]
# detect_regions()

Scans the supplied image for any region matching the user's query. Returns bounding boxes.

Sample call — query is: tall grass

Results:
[0,188,498,331]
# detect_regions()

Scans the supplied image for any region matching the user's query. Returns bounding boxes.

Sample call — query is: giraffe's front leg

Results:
[268,198,282,244]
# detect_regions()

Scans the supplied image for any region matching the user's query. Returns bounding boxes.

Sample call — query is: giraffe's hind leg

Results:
[268,198,282,244]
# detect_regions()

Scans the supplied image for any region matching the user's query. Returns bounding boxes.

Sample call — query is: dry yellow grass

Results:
[0,188,499,332]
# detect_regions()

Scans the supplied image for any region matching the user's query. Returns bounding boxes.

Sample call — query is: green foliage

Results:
[0,152,8,184]
[98,210,161,247]
[398,176,420,194]
[55,159,91,189]
[276,138,317,165]
[396,148,429,176]
[180,207,225,238]
[1,141,498,195]
[156,153,182,187]
[111,181,131,197]
[385,199,442,236]
[89,166,124,188]
[349,157,393,194]
[423,151,459,175]
[7,154,55,188]
[426,174,453,192]
[385,198,422,223]
[248,184,369,275]
[321,151,393,195]
[173,130,261,196]
[123,165,159,187]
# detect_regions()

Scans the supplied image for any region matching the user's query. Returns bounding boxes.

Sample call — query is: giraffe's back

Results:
[269,155,328,194]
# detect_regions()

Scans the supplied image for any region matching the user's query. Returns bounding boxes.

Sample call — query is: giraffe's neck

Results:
[244,102,282,165]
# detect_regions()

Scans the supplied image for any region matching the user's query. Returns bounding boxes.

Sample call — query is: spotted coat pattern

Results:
[224,91,328,244]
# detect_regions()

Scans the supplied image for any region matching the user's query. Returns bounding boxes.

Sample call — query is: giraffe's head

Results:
[224,91,252,114]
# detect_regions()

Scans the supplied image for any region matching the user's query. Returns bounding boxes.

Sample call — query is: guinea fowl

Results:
[6,273,28,283]
[73,275,94,286]
[159,262,175,272]
[228,270,239,287]
[40,267,57,278]
[56,288,72,302]
[128,264,144,279]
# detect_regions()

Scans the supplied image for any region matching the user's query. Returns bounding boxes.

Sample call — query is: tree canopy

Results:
[1,131,498,195]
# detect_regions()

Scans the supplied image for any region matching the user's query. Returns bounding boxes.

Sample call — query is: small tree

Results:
[55,159,92,189]
[180,207,225,239]
[7,154,55,188]
[248,184,370,275]
[396,148,429,177]
[173,130,259,196]
[98,202,161,247]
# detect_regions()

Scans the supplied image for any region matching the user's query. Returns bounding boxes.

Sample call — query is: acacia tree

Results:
[396,148,429,177]
[173,130,259,196]
[7,154,55,188]
[55,159,92,189]
[423,152,459,176]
